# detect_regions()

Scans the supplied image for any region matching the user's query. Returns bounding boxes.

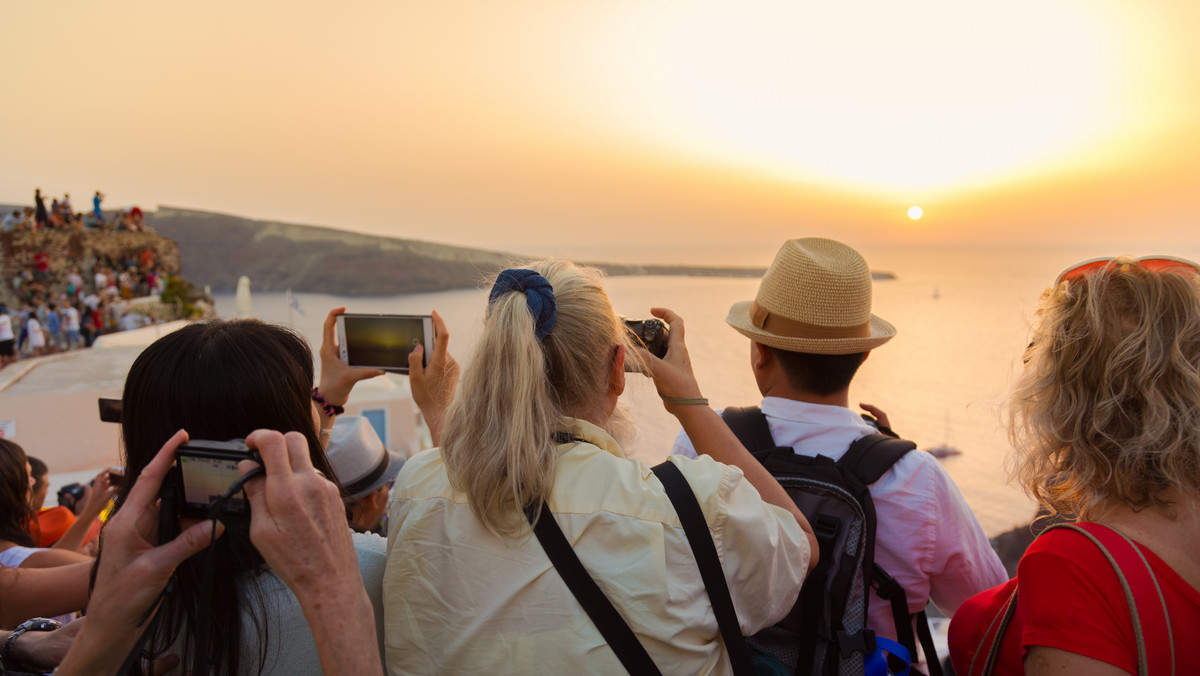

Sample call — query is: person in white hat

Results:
[671,238,1005,651]
[325,415,405,534]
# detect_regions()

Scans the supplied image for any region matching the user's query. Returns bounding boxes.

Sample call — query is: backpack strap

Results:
[651,460,755,676]
[721,406,778,452]
[524,502,661,675]
[839,433,916,486]
[1046,523,1174,676]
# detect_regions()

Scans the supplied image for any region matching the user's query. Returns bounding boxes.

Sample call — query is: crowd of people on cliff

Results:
[1,191,175,369]
[1,189,146,234]
[1,239,1197,676]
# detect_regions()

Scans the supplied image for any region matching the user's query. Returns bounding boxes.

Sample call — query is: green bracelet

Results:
[661,396,709,406]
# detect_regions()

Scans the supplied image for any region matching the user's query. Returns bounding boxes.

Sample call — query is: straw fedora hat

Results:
[726,238,896,355]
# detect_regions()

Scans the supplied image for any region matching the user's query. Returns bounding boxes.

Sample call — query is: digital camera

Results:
[623,318,670,359]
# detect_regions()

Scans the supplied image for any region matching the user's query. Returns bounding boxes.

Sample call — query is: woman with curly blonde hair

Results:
[951,256,1200,676]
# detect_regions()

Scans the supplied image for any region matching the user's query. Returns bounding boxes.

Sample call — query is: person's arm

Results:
[51,469,118,553]
[17,547,91,568]
[407,310,458,447]
[1024,647,1130,676]
[240,429,384,675]
[55,430,220,676]
[0,562,91,627]
[0,618,84,672]
[644,307,817,571]
[316,308,386,443]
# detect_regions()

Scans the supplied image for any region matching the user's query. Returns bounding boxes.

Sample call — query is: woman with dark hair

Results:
[386,261,816,674]
[0,439,93,569]
[950,256,1200,675]
[107,311,385,675]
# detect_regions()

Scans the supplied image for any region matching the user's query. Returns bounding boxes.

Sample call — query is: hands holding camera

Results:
[55,429,383,676]
[408,311,458,446]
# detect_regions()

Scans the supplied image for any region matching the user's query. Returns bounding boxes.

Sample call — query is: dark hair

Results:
[773,349,868,396]
[109,319,329,675]
[28,456,48,493]
[0,439,36,548]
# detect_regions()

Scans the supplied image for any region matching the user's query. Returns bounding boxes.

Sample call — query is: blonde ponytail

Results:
[441,260,634,535]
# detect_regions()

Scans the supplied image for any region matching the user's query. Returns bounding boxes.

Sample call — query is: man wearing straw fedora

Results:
[672,238,1004,650]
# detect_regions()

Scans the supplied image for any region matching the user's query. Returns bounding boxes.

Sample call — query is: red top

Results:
[950,526,1200,675]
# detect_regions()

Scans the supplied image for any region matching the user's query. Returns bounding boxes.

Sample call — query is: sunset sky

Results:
[3,0,1198,264]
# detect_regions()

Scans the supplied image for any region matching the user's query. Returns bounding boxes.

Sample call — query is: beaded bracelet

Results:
[311,388,345,416]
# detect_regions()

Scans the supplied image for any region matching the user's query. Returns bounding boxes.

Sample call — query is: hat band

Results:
[341,451,391,498]
[750,301,872,339]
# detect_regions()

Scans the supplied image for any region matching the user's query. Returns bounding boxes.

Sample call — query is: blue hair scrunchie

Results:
[488,268,557,340]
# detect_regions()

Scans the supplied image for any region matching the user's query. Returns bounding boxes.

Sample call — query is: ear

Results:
[609,344,626,397]
[751,342,773,371]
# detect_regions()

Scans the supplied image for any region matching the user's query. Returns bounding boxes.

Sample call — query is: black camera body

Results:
[164,439,261,528]
[623,318,670,359]
[57,483,87,511]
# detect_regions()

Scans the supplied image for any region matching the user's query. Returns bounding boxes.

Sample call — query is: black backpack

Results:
[722,407,943,676]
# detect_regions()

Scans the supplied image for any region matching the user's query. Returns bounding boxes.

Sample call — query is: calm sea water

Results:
[212,243,1200,536]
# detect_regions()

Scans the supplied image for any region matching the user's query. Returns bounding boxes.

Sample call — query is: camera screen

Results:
[342,315,426,371]
[179,455,246,515]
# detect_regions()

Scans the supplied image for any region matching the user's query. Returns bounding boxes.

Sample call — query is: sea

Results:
[212,242,1200,537]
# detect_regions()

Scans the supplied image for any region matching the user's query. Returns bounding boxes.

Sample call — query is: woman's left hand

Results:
[318,307,386,407]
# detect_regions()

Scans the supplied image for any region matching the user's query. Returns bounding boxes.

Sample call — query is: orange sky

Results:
[3,0,1198,264]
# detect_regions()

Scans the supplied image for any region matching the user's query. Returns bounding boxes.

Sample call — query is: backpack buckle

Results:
[837,628,877,657]
[871,565,903,600]
[814,514,840,543]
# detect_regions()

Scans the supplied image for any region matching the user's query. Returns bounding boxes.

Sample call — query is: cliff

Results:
[148,206,765,294]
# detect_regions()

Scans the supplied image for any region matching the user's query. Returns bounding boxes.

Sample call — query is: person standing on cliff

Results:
[92,191,105,225]
[34,188,48,230]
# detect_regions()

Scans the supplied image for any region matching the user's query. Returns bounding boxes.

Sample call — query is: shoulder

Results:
[392,448,452,499]
[352,531,387,587]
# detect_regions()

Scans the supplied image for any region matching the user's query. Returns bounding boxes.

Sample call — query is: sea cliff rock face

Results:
[149,206,520,295]
[148,206,766,295]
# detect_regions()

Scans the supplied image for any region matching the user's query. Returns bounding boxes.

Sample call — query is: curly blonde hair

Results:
[1010,258,1200,519]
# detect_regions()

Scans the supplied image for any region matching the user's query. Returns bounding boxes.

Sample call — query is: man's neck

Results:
[760,383,850,408]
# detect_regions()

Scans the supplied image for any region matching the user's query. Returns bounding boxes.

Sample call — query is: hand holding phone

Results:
[335,313,434,375]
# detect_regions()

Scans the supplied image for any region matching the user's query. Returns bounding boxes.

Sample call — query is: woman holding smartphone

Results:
[387,261,816,674]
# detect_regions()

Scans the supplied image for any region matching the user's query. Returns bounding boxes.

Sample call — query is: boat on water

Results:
[0,319,429,500]
[925,443,963,459]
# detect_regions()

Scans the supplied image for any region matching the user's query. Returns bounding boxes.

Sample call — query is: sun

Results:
[908,206,924,220]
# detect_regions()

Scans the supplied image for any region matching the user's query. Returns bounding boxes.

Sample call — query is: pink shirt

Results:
[672,397,1006,641]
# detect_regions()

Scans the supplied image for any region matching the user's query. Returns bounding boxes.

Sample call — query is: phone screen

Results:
[337,314,432,373]
[178,454,247,516]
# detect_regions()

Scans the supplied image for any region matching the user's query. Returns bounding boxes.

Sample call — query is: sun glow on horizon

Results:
[598,0,1149,196]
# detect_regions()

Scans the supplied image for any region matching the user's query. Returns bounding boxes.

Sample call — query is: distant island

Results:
[148,206,768,295]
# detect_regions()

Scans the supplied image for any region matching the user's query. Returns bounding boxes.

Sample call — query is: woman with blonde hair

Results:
[386,261,817,674]
[950,256,1200,675]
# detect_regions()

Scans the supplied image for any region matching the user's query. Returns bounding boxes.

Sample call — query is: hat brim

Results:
[726,300,896,355]
[347,450,406,500]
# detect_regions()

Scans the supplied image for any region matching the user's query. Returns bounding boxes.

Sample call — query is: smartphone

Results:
[98,397,122,423]
[174,440,257,521]
[335,313,433,374]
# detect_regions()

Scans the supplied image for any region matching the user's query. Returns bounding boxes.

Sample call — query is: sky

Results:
[3,0,1198,265]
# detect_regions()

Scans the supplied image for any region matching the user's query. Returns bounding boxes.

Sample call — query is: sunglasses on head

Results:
[1055,255,1200,287]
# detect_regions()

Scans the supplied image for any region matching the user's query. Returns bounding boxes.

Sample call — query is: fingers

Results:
[431,310,450,360]
[650,307,685,345]
[321,307,346,355]
[408,344,425,377]
[125,429,188,512]
[152,518,224,571]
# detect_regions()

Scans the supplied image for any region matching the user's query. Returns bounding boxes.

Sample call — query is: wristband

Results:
[311,388,345,416]
[661,396,709,406]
